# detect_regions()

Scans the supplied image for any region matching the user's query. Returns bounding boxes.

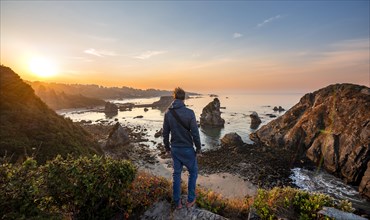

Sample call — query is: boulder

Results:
[318,207,367,220]
[104,102,118,115]
[250,83,370,198]
[250,111,262,129]
[106,122,130,148]
[141,196,227,220]
[154,128,163,138]
[221,132,246,152]
[200,98,225,127]
[273,106,285,112]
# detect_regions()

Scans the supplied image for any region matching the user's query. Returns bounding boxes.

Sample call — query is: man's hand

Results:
[166,151,171,157]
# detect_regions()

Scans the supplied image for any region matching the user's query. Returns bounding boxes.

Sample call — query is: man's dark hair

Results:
[173,87,186,100]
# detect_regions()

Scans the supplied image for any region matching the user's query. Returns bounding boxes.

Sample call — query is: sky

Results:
[1,1,369,93]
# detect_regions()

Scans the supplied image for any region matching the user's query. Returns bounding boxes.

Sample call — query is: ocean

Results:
[57,93,370,211]
[58,93,302,149]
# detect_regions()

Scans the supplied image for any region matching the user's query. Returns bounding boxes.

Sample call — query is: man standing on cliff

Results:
[163,87,201,209]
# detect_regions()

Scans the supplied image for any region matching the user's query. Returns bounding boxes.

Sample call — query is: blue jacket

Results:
[163,99,201,152]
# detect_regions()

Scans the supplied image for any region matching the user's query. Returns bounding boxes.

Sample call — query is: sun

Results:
[29,57,58,78]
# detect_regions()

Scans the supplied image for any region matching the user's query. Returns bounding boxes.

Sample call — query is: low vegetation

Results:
[0,155,354,220]
[253,187,354,219]
[0,156,136,219]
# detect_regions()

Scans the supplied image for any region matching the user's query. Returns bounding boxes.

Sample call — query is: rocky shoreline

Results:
[79,122,297,192]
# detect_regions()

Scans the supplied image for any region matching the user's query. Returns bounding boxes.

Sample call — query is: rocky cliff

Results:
[250,83,370,198]
[0,65,102,163]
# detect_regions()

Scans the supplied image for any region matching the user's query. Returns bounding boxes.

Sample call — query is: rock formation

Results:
[141,197,227,220]
[106,122,130,148]
[273,106,285,112]
[221,132,246,152]
[250,111,262,129]
[154,128,163,138]
[151,96,173,110]
[104,102,118,115]
[250,83,370,199]
[200,98,225,127]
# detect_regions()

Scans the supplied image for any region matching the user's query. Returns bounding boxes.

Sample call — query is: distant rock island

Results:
[27,81,199,110]
[250,83,370,199]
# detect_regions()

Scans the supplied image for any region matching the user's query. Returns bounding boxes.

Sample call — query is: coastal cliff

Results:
[0,65,102,163]
[250,83,370,199]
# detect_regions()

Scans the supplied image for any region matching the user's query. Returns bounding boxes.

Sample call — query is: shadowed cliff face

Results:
[250,83,370,199]
[0,65,102,163]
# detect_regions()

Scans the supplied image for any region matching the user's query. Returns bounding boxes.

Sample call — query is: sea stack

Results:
[104,102,118,115]
[250,111,262,129]
[200,98,225,127]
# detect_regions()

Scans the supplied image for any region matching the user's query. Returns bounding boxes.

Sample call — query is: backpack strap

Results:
[169,109,190,132]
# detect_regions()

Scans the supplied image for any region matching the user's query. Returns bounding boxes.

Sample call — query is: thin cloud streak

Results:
[233,32,243,38]
[134,50,167,59]
[257,15,282,27]
[84,48,118,57]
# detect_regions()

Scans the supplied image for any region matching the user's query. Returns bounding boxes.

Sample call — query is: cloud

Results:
[84,48,118,57]
[134,50,167,59]
[257,15,282,27]
[313,38,369,66]
[88,35,117,42]
[233,32,243,39]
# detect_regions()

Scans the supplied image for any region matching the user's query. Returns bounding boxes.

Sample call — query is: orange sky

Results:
[1,1,369,93]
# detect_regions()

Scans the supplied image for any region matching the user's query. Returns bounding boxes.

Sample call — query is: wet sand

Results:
[142,156,257,199]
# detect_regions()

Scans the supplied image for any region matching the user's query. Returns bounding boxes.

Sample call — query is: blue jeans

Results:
[171,147,198,204]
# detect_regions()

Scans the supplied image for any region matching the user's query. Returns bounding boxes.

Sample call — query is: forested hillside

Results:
[0,65,102,163]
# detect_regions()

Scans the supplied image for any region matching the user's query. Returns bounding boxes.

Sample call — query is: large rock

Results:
[250,111,262,129]
[221,132,244,148]
[318,207,367,220]
[221,132,246,152]
[152,96,173,110]
[250,84,370,198]
[200,98,225,127]
[141,197,227,220]
[106,122,130,148]
[104,102,118,115]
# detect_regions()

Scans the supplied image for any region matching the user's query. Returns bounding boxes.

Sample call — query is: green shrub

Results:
[0,155,136,219]
[253,187,353,220]
[0,158,51,219]
[41,155,136,219]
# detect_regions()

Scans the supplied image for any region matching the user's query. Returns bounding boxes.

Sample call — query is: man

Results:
[163,87,201,209]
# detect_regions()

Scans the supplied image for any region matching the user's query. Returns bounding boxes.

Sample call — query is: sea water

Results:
[57,93,369,210]
[58,93,301,149]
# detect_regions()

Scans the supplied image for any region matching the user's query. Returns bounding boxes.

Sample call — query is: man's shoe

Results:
[186,199,196,208]
[176,201,182,210]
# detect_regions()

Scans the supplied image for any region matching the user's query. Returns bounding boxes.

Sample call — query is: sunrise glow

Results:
[29,57,57,78]
[1,1,369,93]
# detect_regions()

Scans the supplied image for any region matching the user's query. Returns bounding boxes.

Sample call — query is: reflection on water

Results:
[200,126,222,148]
[290,168,370,211]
